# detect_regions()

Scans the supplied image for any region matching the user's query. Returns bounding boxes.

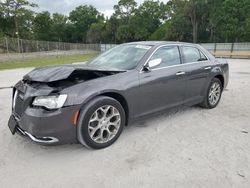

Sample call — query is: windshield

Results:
[88,44,152,70]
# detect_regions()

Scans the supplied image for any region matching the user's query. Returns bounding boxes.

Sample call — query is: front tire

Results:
[77,96,125,149]
[201,78,222,109]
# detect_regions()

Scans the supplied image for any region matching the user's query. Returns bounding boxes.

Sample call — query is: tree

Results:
[215,0,250,42]
[113,0,137,24]
[33,11,52,41]
[206,0,224,42]
[183,0,208,43]
[130,0,169,41]
[150,22,170,40]
[69,5,103,42]
[51,13,68,41]
[0,0,37,38]
[165,0,192,42]
[116,24,134,42]
[102,15,120,43]
[87,19,105,43]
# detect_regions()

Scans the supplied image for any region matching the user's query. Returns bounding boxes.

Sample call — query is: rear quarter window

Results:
[182,46,207,63]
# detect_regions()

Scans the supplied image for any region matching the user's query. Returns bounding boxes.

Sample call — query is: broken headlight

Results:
[32,94,67,109]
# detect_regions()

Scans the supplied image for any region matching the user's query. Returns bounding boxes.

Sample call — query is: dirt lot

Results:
[0,59,249,188]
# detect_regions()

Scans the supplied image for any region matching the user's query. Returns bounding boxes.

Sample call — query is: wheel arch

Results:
[80,91,129,125]
[214,74,224,89]
[98,92,129,125]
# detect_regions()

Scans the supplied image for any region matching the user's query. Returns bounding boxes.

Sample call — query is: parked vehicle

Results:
[8,41,229,149]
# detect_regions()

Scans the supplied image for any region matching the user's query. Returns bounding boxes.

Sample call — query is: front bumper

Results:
[9,105,81,145]
[16,125,59,144]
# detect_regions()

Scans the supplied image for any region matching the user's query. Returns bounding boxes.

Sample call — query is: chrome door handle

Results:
[204,66,212,70]
[176,71,186,76]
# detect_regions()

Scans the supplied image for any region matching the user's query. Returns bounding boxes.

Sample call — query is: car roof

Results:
[125,41,195,47]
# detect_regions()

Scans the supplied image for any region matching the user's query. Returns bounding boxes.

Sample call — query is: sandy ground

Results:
[0,59,250,188]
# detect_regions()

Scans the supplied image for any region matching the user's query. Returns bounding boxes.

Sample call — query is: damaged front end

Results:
[8,64,124,144]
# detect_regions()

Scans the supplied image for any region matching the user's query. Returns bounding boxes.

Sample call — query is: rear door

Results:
[180,46,212,105]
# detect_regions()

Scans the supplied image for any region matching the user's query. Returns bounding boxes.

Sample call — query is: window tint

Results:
[182,46,207,63]
[149,46,181,68]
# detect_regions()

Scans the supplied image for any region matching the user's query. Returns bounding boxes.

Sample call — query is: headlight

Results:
[32,94,67,109]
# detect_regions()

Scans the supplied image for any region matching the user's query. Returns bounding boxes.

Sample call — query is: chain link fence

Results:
[101,43,250,58]
[0,37,100,54]
[1,38,250,60]
[199,43,250,58]
[0,37,102,62]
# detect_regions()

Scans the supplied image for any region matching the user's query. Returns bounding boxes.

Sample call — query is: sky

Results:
[29,0,169,18]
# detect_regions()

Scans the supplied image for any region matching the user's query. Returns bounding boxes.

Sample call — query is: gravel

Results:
[0,59,250,188]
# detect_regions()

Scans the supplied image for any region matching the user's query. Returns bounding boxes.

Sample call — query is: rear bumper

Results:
[9,105,81,145]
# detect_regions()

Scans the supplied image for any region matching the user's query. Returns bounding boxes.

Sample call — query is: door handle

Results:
[204,66,212,70]
[176,71,186,76]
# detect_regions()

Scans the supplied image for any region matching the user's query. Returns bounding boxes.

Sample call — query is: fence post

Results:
[36,40,39,52]
[47,41,49,51]
[214,43,217,54]
[5,37,9,56]
[17,38,21,53]
[20,39,24,58]
[230,43,234,58]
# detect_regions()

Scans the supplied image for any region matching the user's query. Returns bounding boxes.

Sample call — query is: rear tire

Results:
[200,78,222,109]
[77,96,125,149]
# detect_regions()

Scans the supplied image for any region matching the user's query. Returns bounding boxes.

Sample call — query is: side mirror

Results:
[143,58,162,71]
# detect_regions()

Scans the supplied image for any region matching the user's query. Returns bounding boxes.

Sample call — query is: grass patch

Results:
[0,53,99,70]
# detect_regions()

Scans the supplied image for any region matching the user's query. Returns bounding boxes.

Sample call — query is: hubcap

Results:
[88,105,121,144]
[208,82,221,106]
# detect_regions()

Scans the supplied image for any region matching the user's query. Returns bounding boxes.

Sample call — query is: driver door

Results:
[137,45,186,117]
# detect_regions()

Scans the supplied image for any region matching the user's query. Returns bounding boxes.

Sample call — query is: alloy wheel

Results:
[88,105,121,144]
[208,82,221,106]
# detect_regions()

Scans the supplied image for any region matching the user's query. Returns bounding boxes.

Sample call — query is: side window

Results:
[149,46,181,69]
[182,46,207,63]
[199,50,208,61]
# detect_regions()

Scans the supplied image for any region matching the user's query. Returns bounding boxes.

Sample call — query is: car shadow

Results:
[17,105,203,154]
[128,105,200,128]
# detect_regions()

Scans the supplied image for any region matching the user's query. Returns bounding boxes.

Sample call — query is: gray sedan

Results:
[8,41,229,149]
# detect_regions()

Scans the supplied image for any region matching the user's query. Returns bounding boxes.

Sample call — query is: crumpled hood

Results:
[23,64,124,82]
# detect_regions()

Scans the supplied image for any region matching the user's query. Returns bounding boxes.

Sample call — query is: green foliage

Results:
[113,0,137,23]
[130,0,169,41]
[150,22,170,40]
[68,5,103,42]
[87,20,105,43]
[0,0,37,38]
[33,11,52,41]
[1,0,250,43]
[116,25,134,42]
[215,0,250,42]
